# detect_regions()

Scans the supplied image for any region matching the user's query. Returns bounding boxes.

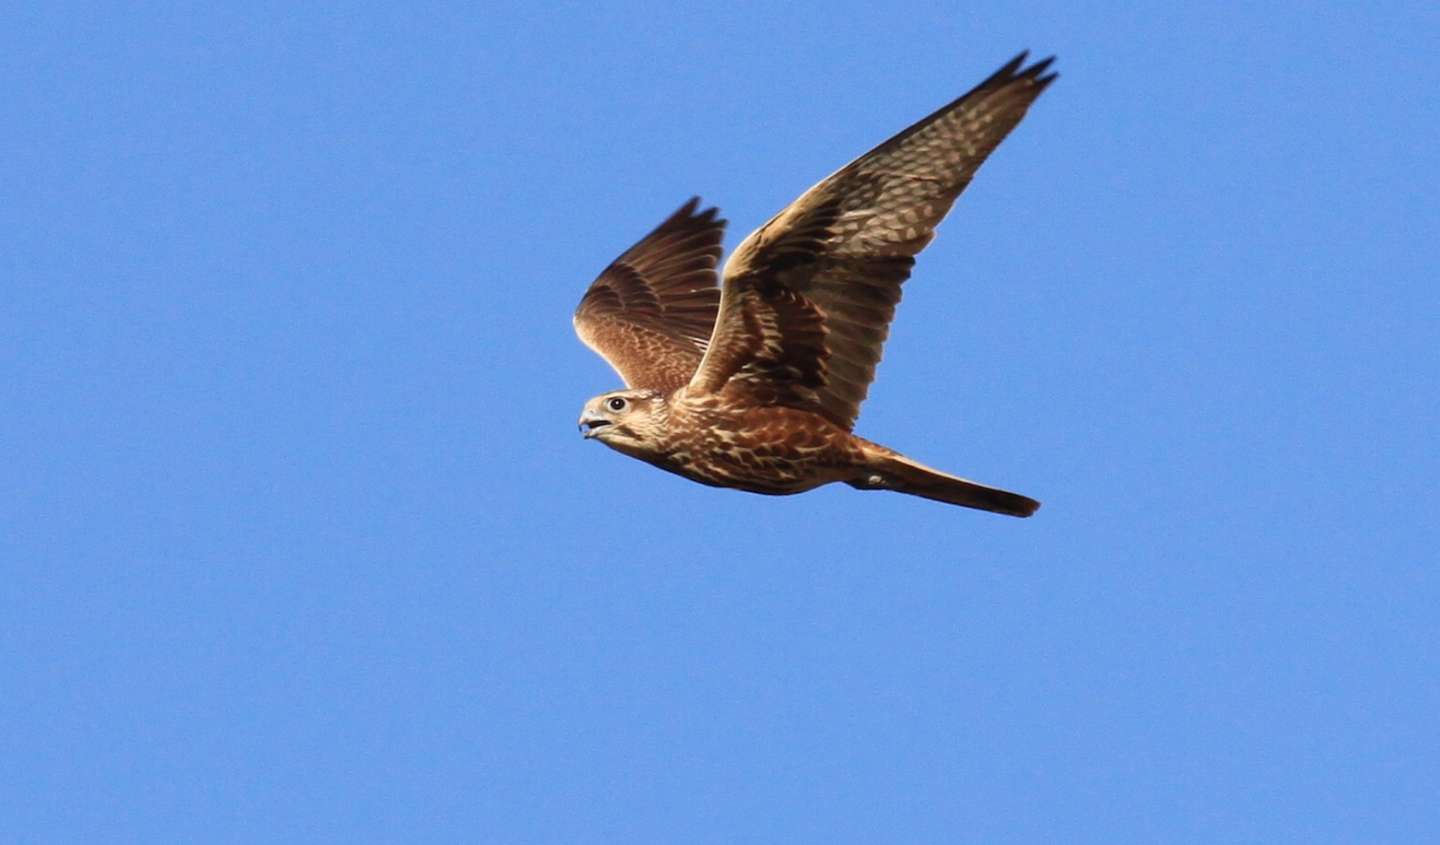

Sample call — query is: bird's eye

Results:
[607,397,627,412]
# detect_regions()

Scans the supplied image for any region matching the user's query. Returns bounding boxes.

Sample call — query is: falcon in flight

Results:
[574,53,1055,516]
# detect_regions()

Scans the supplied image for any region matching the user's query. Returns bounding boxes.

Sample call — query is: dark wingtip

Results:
[1025,55,1057,77]
[1026,55,1059,89]
[982,51,1029,88]
[671,196,724,226]
[985,51,1058,91]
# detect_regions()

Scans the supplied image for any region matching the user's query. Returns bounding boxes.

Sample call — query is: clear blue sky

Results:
[4,2,1437,842]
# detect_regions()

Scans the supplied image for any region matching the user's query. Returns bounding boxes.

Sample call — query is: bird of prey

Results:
[574,53,1054,516]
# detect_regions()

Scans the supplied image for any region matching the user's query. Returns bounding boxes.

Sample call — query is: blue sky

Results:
[3,2,1438,842]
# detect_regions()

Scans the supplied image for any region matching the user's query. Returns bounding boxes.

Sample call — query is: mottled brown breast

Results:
[657,394,868,494]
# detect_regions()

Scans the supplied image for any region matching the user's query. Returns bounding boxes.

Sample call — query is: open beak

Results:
[578,413,611,439]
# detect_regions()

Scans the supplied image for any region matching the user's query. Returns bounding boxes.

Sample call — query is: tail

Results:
[848,450,1040,517]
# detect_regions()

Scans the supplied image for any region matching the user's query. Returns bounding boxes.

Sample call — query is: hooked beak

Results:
[578,412,611,439]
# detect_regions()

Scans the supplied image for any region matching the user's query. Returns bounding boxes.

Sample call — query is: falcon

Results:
[574,53,1055,516]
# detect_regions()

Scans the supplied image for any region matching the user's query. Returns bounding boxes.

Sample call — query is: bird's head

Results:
[578,389,667,455]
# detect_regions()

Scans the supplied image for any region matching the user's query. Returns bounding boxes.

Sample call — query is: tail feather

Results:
[849,451,1040,517]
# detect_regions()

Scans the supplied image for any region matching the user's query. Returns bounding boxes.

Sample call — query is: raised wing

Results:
[574,198,726,391]
[689,53,1056,429]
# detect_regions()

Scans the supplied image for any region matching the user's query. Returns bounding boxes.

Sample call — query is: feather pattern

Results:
[690,52,1056,429]
[574,198,726,390]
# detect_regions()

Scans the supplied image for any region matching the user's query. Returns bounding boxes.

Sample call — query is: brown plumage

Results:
[574,53,1055,516]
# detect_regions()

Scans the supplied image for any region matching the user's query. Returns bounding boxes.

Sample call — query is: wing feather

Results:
[689,53,1056,428]
[574,198,726,390]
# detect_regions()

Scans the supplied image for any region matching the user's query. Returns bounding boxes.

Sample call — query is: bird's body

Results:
[585,388,868,495]
[573,53,1056,516]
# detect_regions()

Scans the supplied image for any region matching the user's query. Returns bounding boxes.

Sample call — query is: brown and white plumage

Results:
[574,53,1055,516]
[573,198,725,392]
